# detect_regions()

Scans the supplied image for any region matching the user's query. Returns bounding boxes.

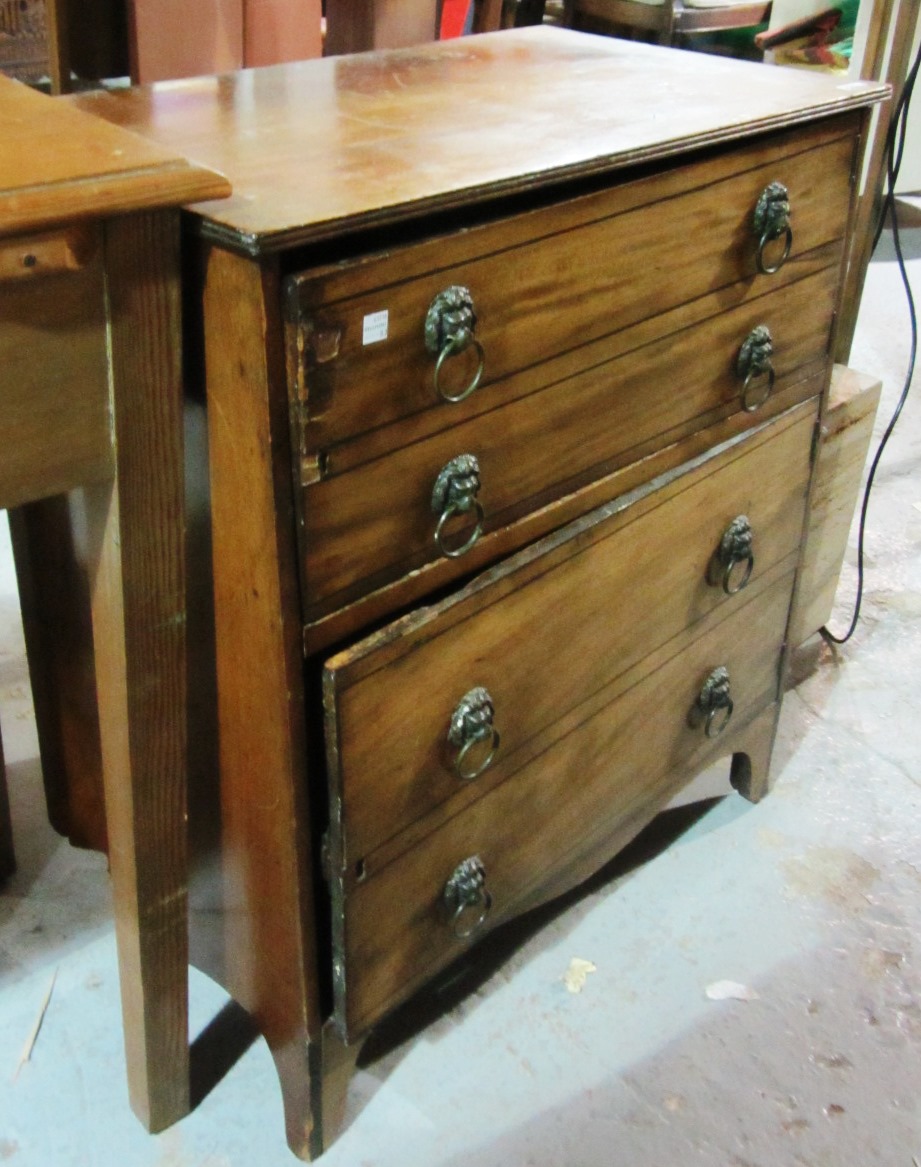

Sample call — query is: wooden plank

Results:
[0,228,112,508]
[201,245,321,1157]
[68,27,886,252]
[788,364,882,646]
[85,210,189,1132]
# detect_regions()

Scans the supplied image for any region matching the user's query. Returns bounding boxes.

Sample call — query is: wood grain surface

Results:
[333,569,795,1037]
[8,498,108,852]
[324,403,816,870]
[0,74,229,237]
[788,364,882,646]
[0,223,96,281]
[48,32,882,1150]
[201,245,322,1156]
[299,266,837,612]
[84,211,189,1130]
[0,230,111,507]
[287,121,854,451]
[301,369,827,655]
[0,64,229,1141]
[67,27,886,252]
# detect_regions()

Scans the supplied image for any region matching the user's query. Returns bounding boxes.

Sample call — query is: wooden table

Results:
[0,75,229,1131]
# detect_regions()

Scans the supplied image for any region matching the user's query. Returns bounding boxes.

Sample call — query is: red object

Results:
[755,7,841,50]
[440,0,471,38]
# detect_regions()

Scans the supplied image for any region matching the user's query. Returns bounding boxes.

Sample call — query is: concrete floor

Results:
[1,229,919,1165]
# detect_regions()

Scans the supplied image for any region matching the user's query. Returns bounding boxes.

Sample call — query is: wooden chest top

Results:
[68,27,886,254]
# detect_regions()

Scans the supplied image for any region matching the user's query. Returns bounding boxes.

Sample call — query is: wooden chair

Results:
[498,0,772,50]
[567,0,772,49]
[324,0,508,55]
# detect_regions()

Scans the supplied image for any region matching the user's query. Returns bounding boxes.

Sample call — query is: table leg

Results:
[8,497,108,854]
[85,209,189,1131]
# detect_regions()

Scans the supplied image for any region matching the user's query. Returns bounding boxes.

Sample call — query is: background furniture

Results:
[128,0,323,83]
[570,0,772,47]
[0,74,228,1129]
[0,0,59,87]
[788,363,881,652]
[72,27,885,1156]
[834,0,919,360]
[0,0,127,91]
[501,0,772,50]
[0,0,322,90]
[325,0,440,53]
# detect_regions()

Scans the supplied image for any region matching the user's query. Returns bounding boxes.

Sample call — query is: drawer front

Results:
[286,117,856,453]
[301,267,835,613]
[323,401,815,874]
[331,567,794,1038]
[0,227,111,507]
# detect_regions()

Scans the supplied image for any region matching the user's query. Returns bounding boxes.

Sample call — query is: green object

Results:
[690,21,771,62]
[692,1,860,64]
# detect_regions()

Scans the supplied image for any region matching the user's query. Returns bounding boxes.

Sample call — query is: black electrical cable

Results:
[820,38,921,646]
[872,42,920,252]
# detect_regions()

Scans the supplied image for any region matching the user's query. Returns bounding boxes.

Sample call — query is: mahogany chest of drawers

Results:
[75,27,885,1157]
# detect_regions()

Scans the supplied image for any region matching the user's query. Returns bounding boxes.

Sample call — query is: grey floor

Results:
[1,228,919,1166]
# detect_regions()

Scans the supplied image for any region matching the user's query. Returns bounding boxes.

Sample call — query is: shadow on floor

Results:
[360,798,726,1068]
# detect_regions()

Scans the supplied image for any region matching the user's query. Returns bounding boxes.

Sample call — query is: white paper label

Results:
[362,309,389,346]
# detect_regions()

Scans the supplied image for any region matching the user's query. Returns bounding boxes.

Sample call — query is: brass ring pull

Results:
[425,286,485,404]
[431,454,484,559]
[690,666,734,740]
[723,552,754,595]
[757,224,793,275]
[448,687,500,781]
[710,515,755,596]
[706,700,734,739]
[444,856,492,939]
[741,366,776,412]
[434,499,485,559]
[433,333,486,404]
[753,182,793,275]
[736,325,775,413]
